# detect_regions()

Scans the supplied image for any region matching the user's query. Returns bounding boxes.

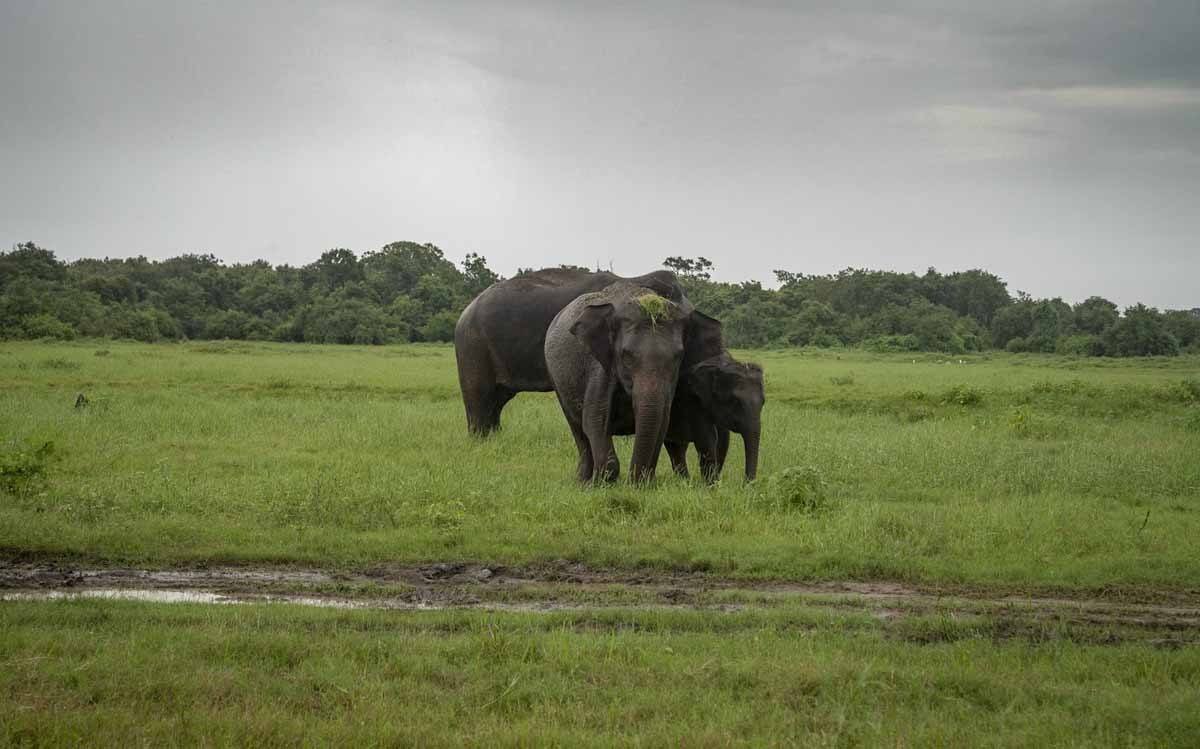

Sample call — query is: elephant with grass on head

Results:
[545,281,724,484]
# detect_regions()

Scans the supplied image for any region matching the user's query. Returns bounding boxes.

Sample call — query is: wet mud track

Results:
[2,560,1198,646]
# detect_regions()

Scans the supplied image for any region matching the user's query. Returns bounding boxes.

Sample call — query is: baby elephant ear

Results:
[687,360,720,407]
[683,311,724,370]
[570,302,616,369]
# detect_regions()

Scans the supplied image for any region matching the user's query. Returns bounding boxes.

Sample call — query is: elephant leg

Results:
[457,343,499,436]
[695,427,722,485]
[665,441,690,478]
[567,418,594,483]
[458,366,512,437]
[600,447,620,484]
[582,376,618,484]
[715,428,731,474]
[464,386,514,436]
[488,386,517,429]
[584,430,618,483]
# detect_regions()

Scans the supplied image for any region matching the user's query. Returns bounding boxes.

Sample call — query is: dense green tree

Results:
[0,242,66,285]
[989,301,1034,349]
[664,256,713,281]
[926,269,1011,328]
[1163,310,1200,352]
[461,253,500,296]
[1026,299,1073,353]
[1102,304,1179,357]
[1073,296,1119,335]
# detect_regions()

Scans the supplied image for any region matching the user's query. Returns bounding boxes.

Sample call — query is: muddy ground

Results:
[2,559,1198,646]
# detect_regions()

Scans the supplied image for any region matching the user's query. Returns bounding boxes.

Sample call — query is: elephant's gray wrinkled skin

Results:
[454,268,687,436]
[545,282,724,484]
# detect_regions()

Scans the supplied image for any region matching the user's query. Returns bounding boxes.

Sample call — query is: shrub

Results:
[0,440,55,494]
[426,501,467,532]
[418,311,459,343]
[602,490,643,517]
[39,357,80,370]
[20,313,76,340]
[942,384,984,407]
[1156,379,1200,404]
[1056,334,1104,357]
[1005,337,1028,353]
[862,334,920,353]
[765,466,830,514]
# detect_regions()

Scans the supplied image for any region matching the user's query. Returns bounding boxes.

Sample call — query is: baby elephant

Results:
[666,355,764,483]
[611,353,764,483]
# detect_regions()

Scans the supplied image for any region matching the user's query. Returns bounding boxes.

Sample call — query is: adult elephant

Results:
[544,281,724,483]
[454,268,687,435]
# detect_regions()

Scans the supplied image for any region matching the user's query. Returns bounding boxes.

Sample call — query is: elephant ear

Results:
[570,302,616,369]
[683,311,724,370]
[687,360,721,408]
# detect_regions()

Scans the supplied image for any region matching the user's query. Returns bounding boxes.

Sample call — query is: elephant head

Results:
[571,290,724,483]
[688,356,764,480]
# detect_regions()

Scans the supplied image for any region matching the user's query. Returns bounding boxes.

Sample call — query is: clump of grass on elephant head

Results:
[636,293,675,326]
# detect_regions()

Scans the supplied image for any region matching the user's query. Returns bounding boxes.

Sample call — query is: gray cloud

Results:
[2,0,1198,307]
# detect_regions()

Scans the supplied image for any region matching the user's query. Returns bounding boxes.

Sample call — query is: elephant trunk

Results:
[742,419,761,482]
[629,378,672,484]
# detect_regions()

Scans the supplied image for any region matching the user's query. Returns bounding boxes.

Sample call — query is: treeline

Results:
[1,241,497,345]
[2,242,1198,356]
[665,257,1199,356]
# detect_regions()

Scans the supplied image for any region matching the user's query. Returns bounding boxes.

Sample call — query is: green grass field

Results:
[2,340,1198,589]
[3,340,1199,744]
[3,599,1197,746]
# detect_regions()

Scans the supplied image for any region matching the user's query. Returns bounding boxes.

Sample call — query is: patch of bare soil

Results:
[2,560,1198,646]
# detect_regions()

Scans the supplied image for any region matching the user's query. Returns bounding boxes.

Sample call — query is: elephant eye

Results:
[621,351,637,366]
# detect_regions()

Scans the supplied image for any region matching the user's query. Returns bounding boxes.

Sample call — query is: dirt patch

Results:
[2,560,1198,646]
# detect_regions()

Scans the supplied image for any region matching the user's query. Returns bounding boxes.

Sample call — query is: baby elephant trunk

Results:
[742,418,761,481]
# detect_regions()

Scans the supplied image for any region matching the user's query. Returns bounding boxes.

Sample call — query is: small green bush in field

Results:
[602,490,643,517]
[0,440,55,494]
[1155,379,1200,404]
[942,384,984,407]
[765,466,830,514]
[39,357,80,371]
[426,501,467,532]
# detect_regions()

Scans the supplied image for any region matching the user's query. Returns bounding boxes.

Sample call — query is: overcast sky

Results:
[2,1,1197,308]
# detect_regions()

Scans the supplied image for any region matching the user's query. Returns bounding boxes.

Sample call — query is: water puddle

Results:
[3,589,236,605]
[0,589,384,609]
[0,588,704,614]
